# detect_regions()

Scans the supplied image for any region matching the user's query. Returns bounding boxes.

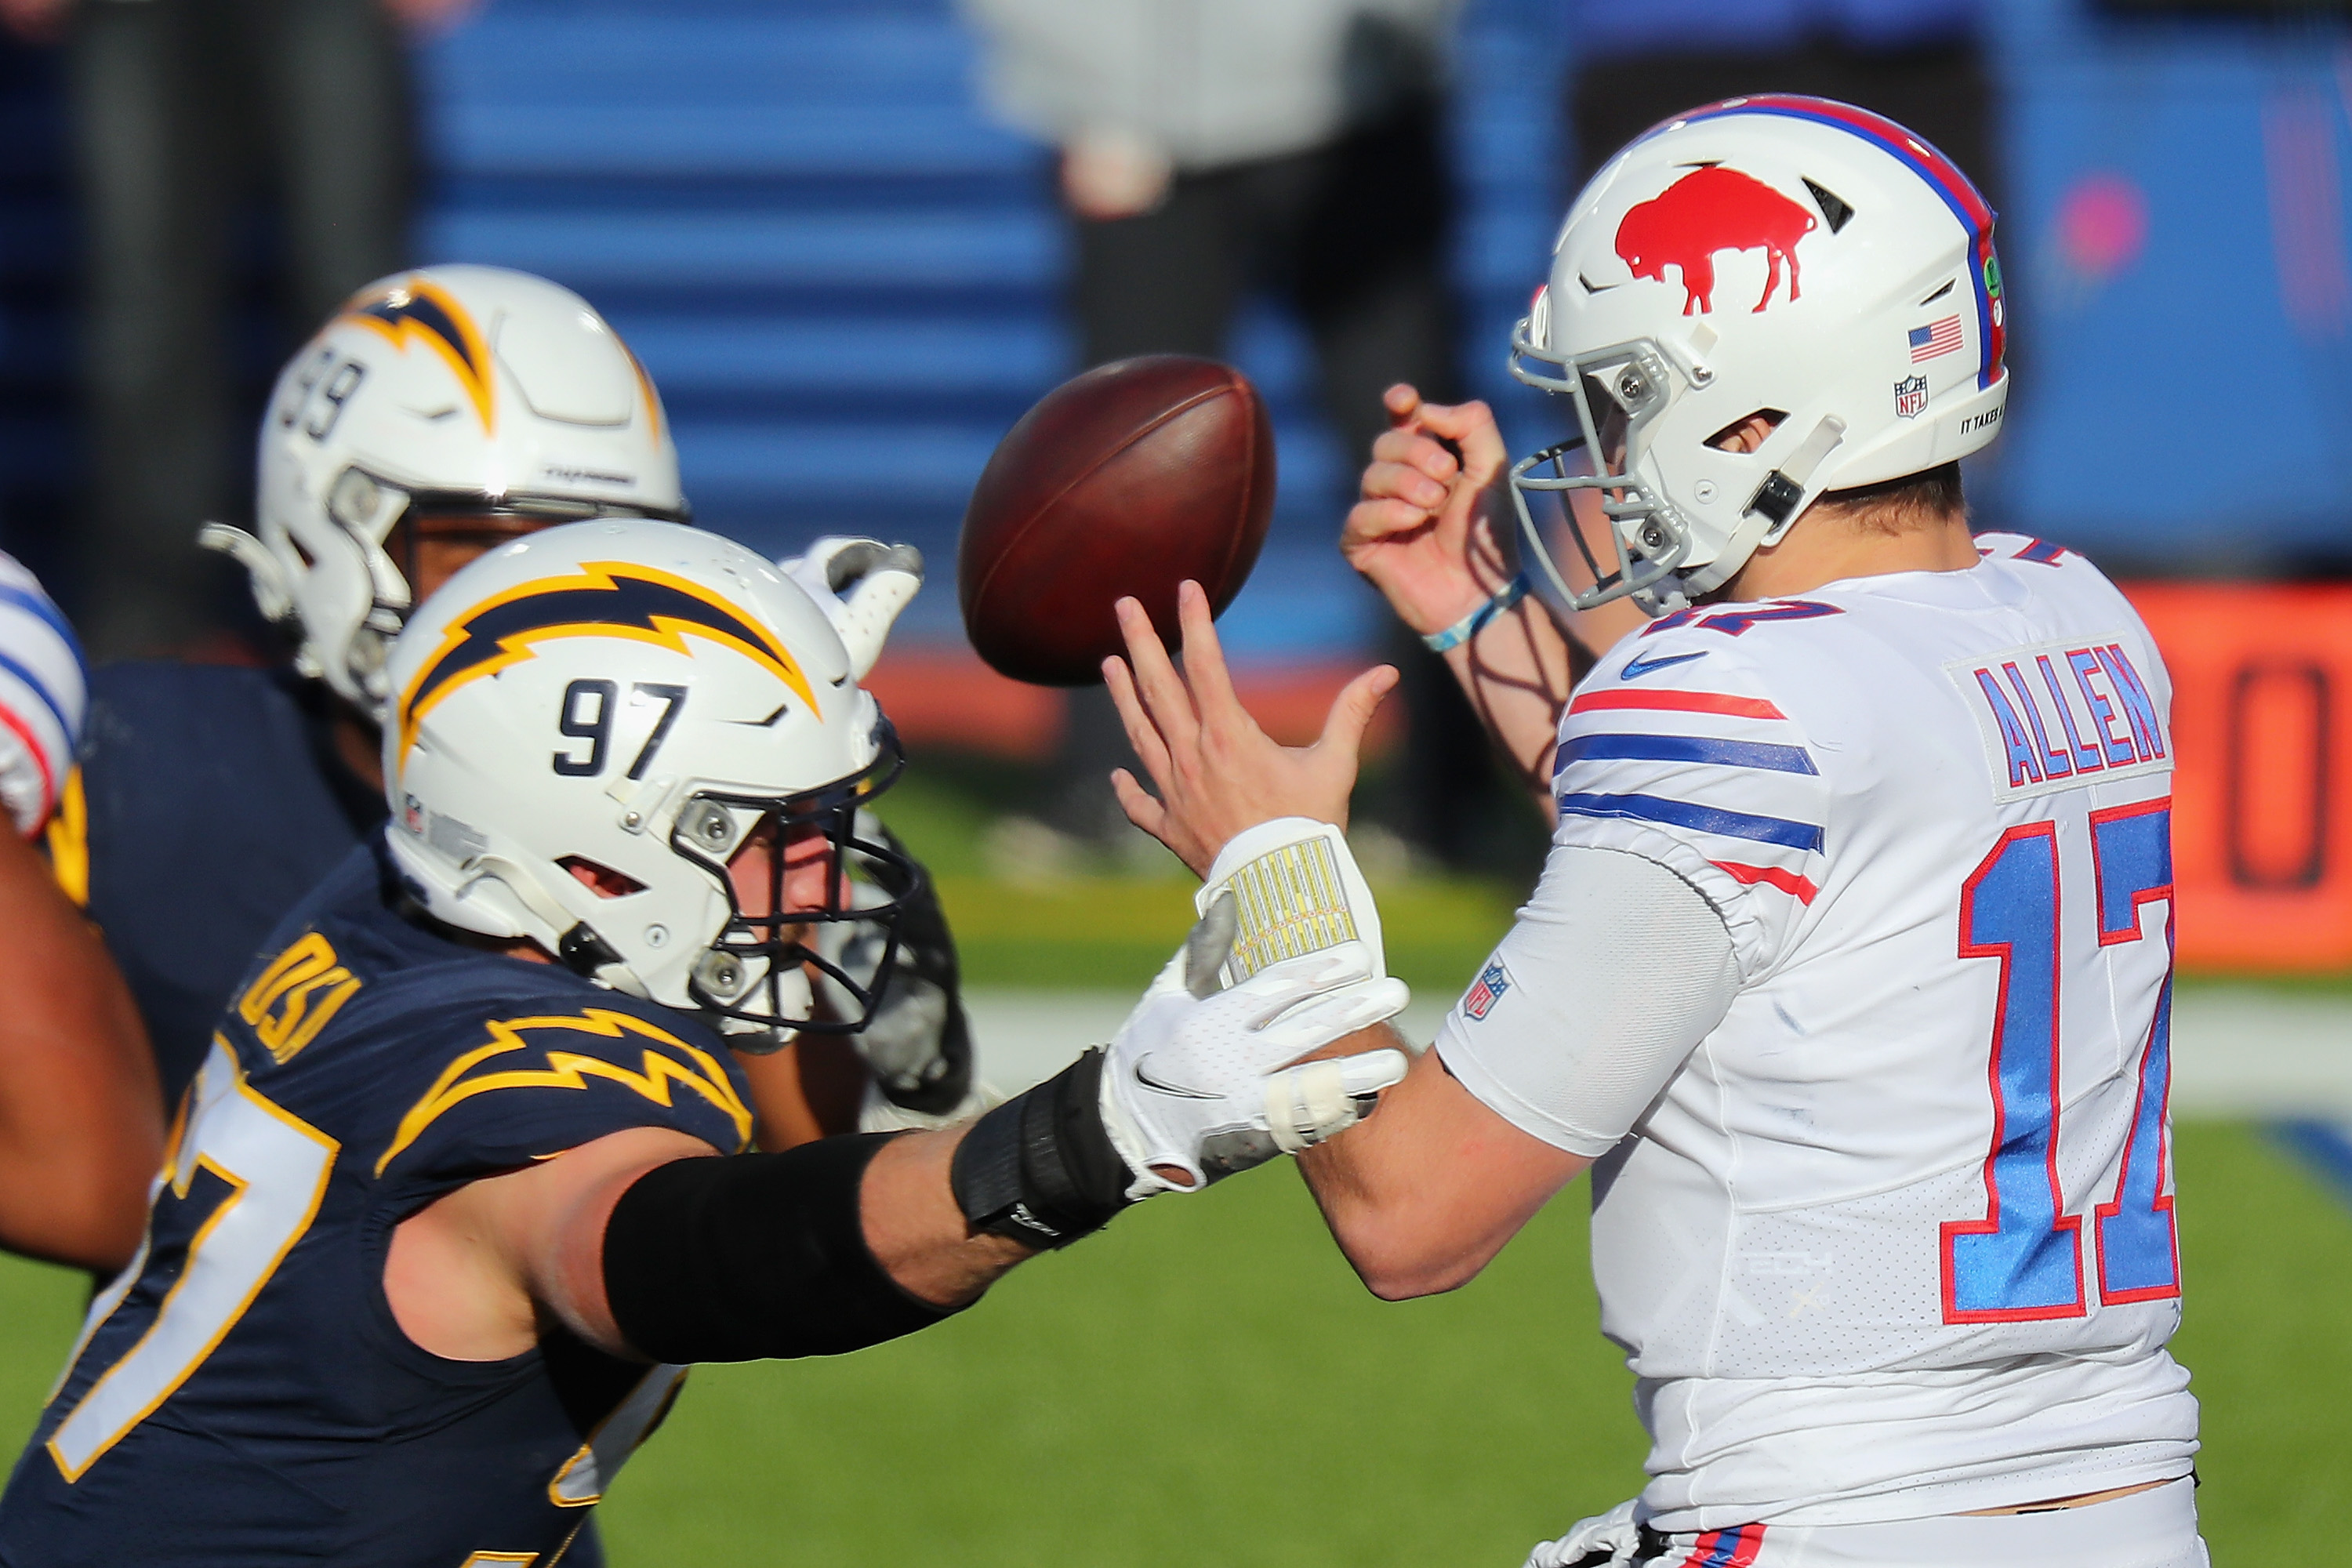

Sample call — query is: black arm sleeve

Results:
[601,1134,958,1363]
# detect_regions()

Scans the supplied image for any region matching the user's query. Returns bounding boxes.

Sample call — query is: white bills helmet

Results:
[1508,95,2009,614]
[205,265,686,717]
[383,518,917,1048]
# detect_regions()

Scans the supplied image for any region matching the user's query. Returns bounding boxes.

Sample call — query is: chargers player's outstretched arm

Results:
[387,941,1409,1364]
[386,1123,1033,1364]
[0,825,161,1271]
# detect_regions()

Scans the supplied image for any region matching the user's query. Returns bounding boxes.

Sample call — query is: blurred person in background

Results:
[961,0,1525,869]
[0,553,161,1273]
[31,266,976,1184]
[1562,0,1994,204]
[0,0,470,660]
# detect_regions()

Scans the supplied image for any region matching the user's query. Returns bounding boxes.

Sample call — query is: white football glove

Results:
[778,536,923,681]
[1523,1499,1643,1568]
[0,552,86,837]
[1098,890,1411,1199]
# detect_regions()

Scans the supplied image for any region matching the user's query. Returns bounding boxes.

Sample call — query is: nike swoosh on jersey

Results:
[1131,1058,1220,1100]
[1620,649,1710,680]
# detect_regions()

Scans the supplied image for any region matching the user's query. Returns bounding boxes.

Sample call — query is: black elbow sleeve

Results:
[601,1134,956,1363]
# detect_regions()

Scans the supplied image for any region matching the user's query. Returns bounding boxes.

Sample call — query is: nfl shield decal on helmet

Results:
[1464,960,1512,1021]
[1894,375,1929,419]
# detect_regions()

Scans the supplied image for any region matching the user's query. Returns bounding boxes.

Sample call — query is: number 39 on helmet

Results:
[206,265,687,719]
[381,518,917,1048]
[1509,96,2010,615]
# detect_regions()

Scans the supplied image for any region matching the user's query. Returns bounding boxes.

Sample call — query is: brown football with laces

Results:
[956,355,1276,687]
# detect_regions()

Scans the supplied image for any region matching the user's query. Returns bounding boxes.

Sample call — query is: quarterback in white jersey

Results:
[1517,531,2190,1527]
[1099,96,2203,1567]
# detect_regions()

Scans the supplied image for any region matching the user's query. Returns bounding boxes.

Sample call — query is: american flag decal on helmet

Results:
[1908,314,1964,361]
[1464,960,1512,1021]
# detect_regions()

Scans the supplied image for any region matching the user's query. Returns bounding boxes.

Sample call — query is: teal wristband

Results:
[1421,572,1530,652]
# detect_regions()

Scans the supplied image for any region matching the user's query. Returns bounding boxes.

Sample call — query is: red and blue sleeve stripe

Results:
[1567,688,1786,720]
[1555,791,1824,853]
[1555,732,1818,776]
[0,580,85,666]
[0,647,71,753]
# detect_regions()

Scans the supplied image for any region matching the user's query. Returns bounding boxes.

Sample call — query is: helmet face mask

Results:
[671,747,920,1048]
[1504,96,2010,617]
[1508,328,1695,612]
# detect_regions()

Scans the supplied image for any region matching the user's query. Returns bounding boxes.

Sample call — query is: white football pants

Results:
[1641,1476,2205,1567]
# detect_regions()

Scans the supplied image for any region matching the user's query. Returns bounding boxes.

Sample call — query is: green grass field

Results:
[0,1122,2343,1563]
[4,772,2341,1558]
[877,769,1530,995]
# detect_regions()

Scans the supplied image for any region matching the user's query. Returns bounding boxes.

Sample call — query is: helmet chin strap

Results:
[1749,415,1849,543]
[1680,413,1849,601]
[466,852,651,998]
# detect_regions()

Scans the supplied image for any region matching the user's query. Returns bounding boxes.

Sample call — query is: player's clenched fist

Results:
[1341,384,1519,637]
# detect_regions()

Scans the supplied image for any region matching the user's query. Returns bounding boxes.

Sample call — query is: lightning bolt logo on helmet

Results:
[339,276,498,432]
[382,518,915,1050]
[395,560,819,757]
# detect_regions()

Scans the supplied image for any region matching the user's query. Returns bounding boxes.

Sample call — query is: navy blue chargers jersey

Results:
[0,838,754,1567]
[47,662,387,1109]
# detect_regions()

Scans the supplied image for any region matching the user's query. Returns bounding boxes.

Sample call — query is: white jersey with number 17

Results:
[1546,534,2196,1532]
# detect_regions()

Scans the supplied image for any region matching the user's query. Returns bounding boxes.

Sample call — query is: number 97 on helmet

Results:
[381,517,919,1050]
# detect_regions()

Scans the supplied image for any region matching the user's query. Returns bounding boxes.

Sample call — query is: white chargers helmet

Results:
[1508,95,2009,614]
[383,517,916,1049]
[205,265,686,718]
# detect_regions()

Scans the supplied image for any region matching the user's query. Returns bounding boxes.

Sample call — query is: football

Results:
[956,354,1276,686]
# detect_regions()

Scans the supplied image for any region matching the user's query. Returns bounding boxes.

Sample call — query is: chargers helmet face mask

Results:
[383,519,916,1049]
[206,264,686,718]
[1508,96,2010,615]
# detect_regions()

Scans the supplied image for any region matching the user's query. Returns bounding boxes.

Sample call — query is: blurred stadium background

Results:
[0,0,2349,1559]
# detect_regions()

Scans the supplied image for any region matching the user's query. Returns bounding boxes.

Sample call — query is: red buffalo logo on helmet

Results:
[1615,166,1817,315]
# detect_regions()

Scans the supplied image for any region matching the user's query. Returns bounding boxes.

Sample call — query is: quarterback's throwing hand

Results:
[1103,580,1395,877]
[1099,891,1410,1197]
[1342,384,1518,637]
